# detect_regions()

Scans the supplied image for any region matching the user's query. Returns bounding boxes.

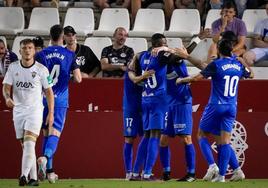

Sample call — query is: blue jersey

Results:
[166,60,192,105]
[200,56,251,105]
[139,51,168,102]
[35,46,79,107]
[123,71,143,110]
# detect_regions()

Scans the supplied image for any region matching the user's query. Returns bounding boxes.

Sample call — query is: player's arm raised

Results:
[2,84,14,108]
[128,53,155,84]
[176,73,204,85]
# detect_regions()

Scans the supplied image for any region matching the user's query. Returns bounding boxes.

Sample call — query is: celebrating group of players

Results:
[122,32,253,182]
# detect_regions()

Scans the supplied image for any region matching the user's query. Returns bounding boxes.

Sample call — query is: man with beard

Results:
[100,27,134,78]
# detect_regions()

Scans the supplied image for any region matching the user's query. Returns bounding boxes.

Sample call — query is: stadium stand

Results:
[128,9,165,37]
[125,37,148,54]
[23,7,59,36]
[93,8,130,37]
[41,0,70,7]
[84,37,112,60]
[166,37,183,48]
[64,8,95,36]
[164,9,201,38]
[204,9,221,29]
[0,7,24,35]
[242,9,267,37]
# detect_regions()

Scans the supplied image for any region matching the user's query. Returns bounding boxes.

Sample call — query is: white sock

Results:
[21,140,36,178]
[29,154,37,180]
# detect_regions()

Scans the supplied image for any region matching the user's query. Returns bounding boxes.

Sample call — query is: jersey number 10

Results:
[223,75,239,97]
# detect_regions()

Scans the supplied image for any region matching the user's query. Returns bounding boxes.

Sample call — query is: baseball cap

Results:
[64,26,76,35]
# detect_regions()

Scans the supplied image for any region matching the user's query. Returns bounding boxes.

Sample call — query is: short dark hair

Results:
[50,24,63,41]
[217,39,233,57]
[221,0,238,14]
[151,33,166,47]
[33,36,44,48]
[221,30,238,45]
[20,38,34,46]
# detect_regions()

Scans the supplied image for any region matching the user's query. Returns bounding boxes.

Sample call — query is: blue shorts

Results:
[199,104,236,136]
[42,107,67,132]
[162,103,193,136]
[123,109,143,137]
[142,96,168,131]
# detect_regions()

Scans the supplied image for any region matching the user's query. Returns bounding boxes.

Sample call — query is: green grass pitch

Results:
[1,179,268,188]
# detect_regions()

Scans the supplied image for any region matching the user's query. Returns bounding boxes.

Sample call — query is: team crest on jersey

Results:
[120,53,126,58]
[31,71,37,78]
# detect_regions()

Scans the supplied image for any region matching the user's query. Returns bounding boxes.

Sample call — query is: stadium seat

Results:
[93,8,130,37]
[242,9,267,37]
[125,38,148,53]
[0,36,7,47]
[204,9,221,29]
[164,9,201,37]
[12,36,35,59]
[23,8,59,36]
[251,67,268,78]
[84,37,112,60]
[64,8,95,36]
[166,38,183,48]
[0,7,24,35]
[186,38,213,66]
[129,9,165,37]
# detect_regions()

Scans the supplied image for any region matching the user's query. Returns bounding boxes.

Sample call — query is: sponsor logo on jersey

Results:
[16,81,34,89]
[120,53,126,58]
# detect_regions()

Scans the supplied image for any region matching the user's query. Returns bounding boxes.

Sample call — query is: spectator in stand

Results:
[243,2,268,66]
[100,27,134,78]
[5,0,40,7]
[94,0,130,9]
[209,0,247,18]
[207,0,247,60]
[64,26,101,78]
[0,39,18,77]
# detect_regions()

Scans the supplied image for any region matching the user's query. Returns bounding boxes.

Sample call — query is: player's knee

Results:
[49,127,61,137]
[23,134,37,143]
[197,129,208,140]
[125,137,134,144]
[180,135,192,145]
[160,135,169,147]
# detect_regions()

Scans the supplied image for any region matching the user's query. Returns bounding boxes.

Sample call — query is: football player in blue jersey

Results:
[123,64,154,180]
[159,47,206,182]
[35,24,82,183]
[176,39,253,182]
[128,33,184,180]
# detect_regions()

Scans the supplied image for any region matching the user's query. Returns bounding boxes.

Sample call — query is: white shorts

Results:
[250,48,268,62]
[13,108,43,139]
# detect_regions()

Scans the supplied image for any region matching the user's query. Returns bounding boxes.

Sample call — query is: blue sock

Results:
[42,136,48,155]
[229,145,239,170]
[217,145,221,165]
[47,158,53,170]
[144,137,160,175]
[44,135,59,170]
[159,146,171,172]
[185,144,196,174]
[133,137,149,174]
[219,144,231,176]
[198,138,215,165]
[123,143,133,173]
